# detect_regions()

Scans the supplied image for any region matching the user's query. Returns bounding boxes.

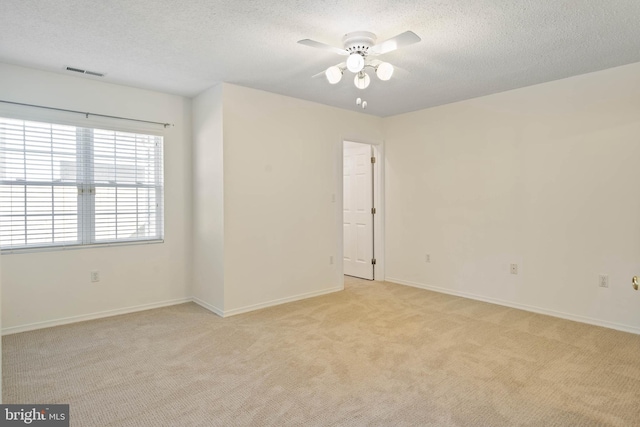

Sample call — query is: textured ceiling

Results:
[1,1,640,117]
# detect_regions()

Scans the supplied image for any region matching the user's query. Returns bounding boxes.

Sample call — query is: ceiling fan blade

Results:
[298,39,349,56]
[366,59,408,75]
[312,62,346,78]
[369,31,421,55]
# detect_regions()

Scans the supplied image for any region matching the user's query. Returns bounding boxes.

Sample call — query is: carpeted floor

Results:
[3,277,640,426]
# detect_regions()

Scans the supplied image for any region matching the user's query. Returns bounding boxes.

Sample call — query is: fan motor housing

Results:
[342,31,376,55]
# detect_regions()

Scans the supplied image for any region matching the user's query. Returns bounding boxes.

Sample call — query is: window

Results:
[0,117,164,251]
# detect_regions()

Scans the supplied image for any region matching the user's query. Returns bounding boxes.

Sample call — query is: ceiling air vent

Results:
[65,66,105,77]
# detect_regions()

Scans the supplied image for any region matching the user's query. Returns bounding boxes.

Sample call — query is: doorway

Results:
[343,141,376,280]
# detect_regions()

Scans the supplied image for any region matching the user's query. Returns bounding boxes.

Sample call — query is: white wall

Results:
[0,254,2,401]
[384,61,640,333]
[0,63,192,333]
[193,84,384,314]
[192,84,225,312]
[6,58,639,337]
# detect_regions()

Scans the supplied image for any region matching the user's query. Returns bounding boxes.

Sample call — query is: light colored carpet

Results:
[3,277,640,426]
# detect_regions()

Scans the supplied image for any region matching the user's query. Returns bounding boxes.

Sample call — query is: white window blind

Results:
[0,117,164,251]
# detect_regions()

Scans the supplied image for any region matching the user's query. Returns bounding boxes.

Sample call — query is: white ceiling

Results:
[1,1,640,117]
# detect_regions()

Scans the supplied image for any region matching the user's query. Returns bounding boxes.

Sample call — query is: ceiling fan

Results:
[298,30,421,90]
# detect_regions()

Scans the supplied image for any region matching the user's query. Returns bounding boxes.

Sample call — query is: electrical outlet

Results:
[425,254,431,263]
[329,256,334,265]
[510,264,518,275]
[91,271,100,282]
[599,275,609,288]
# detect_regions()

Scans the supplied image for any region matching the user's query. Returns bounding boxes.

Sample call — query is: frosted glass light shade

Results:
[354,72,370,89]
[325,66,343,84]
[376,62,394,81]
[346,53,365,73]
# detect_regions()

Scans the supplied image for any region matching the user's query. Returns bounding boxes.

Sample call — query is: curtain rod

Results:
[0,99,174,128]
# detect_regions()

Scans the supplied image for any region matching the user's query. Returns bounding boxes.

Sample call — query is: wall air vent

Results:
[65,66,105,77]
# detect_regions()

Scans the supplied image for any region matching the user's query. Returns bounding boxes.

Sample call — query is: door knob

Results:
[633,276,639,291]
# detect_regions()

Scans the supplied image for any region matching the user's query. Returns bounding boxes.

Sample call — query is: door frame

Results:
[335,136,385,285]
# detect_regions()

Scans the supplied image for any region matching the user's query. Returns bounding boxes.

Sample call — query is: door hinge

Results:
[371,258,377,265]
[371,156,376,164]
[371,207,376,214]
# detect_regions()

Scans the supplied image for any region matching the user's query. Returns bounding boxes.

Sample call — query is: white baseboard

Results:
[3,287,345,334]
[222,286,343,317]
[385,277,640,335]
[2,297,192,336]
[191,297,224,317]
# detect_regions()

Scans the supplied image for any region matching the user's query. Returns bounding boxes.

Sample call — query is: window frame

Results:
[0,116,165,254]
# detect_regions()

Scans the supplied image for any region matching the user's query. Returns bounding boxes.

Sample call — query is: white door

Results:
[343,141,374,280]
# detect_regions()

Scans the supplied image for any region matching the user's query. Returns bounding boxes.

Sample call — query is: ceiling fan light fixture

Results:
[346,53,365,73]
[354,72,370,90]
[376,62,394,81]
[325,66,343,84]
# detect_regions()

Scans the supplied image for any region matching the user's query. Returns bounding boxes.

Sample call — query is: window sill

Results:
[0,239,164,255]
